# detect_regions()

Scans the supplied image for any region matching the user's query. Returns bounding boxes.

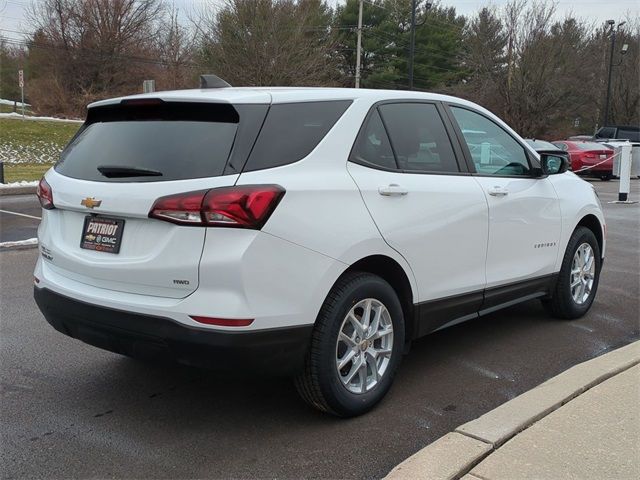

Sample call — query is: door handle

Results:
[378,184,409,196]
[488,186,509,197]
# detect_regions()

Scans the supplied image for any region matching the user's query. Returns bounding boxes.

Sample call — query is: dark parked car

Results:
[594,125,640,142]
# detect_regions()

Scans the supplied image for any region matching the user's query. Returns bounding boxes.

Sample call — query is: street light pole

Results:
[603,22,617,127]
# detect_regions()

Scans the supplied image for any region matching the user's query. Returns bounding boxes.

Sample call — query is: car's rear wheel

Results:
[295,272,404,417]
[599,173,612,181]
[542,226,601,319]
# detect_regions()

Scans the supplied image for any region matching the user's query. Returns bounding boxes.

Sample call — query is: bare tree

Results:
[25,0,164,116]
[608,18,640,126]
[454,0,608,138]
[156,7,198,90]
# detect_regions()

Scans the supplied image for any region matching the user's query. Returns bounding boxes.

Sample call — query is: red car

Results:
[552,141,615,180]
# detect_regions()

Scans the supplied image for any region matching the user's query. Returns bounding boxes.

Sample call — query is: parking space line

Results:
[0,209,42,220]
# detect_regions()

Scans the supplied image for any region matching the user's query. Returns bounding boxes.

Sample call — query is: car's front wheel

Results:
[295,272,404,417]
[542,226,601,319]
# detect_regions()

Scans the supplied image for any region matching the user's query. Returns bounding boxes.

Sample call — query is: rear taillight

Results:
[149,185,285,229]
[36,177,54,210]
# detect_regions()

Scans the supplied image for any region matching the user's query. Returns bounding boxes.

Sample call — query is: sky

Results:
[1,0,639,43]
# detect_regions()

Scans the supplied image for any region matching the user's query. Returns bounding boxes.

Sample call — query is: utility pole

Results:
[355,0,363,88]
[408,1,432,90]
[603,20,627,127]
[408,0,417,90]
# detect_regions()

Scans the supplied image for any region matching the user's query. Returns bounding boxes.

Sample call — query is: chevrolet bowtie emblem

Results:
[81,197,102,209]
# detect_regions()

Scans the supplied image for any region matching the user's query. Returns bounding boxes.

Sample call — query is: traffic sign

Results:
[18,69,24,88]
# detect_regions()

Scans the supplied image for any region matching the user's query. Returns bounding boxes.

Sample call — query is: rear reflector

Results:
[190,316,254,327]
[149,185,285,229]
[36,177,55,210]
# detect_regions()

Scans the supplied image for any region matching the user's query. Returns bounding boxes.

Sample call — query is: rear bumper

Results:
[573,161,613,174]
[34,287,312,375]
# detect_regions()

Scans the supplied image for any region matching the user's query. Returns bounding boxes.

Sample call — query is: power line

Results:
[361,0,466,34]
[364,28,465,63]
[350,35,466,76]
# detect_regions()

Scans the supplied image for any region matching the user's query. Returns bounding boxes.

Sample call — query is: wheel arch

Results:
[575,214,604,256]
[338,255,416,346]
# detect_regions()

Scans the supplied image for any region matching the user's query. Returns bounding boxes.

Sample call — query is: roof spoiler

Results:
[200,74,231,89]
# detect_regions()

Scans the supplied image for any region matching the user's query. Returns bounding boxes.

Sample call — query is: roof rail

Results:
[200,74,231,89]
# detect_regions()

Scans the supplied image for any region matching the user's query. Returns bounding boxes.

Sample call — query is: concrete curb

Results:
[0,239,39,251]
[0,186,37,196]
[385,340,640,480]
[386,433,491,480]
[0,243,39,251]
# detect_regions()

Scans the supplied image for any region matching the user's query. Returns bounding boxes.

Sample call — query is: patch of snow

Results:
[0,237,38,248]
[0,180,39,188]
[0,141,63,164]
[0,98,30,107]
[0,112,82,123]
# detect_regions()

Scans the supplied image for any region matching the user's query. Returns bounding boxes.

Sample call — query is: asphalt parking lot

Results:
[1,180,638,479]
[0,194,41,243]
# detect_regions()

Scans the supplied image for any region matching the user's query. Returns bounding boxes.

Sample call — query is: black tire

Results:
[295,272,405,417]
[599,173,612,181]
[542,226,601,319]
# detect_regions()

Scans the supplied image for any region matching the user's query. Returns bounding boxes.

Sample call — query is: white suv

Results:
[34,87,605,417]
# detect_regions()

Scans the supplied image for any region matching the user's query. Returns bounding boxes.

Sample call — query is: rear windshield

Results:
[617,129,640,142]
[525,140,557,150]
[56,102,242,182]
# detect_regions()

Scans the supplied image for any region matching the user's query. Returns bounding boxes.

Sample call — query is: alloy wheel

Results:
[335,298,394,394]
[570,242,595,305]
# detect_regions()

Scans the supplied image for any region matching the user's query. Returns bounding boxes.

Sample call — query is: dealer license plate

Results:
[80,216,125,254]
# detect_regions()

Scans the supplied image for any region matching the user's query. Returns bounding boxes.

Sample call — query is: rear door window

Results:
[56,102,252,182]
[243,100,352,172]
[378,103,460,173]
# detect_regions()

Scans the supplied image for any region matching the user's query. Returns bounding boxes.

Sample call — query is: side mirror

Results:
[540,153,569,175]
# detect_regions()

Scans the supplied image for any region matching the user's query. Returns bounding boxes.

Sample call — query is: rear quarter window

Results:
[242,100,352,172]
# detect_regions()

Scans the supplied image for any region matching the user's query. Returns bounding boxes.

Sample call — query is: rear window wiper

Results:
[97,165,163,178]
